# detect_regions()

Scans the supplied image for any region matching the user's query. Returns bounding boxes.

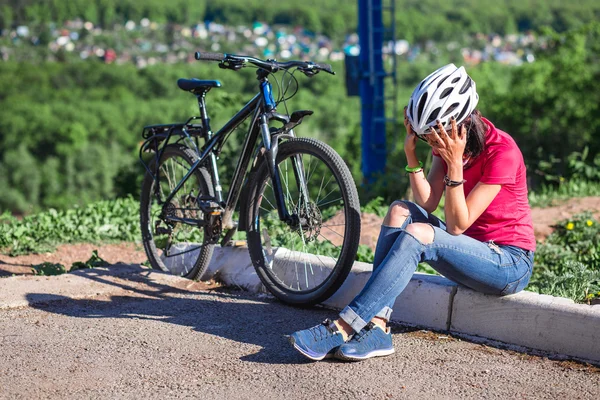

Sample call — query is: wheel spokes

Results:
[257,152,347,292]
[149,153,206,276]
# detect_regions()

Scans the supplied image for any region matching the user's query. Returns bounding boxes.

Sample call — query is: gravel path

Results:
[1,285,598,399]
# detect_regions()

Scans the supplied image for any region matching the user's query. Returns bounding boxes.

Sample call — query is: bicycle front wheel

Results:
[245,138,361,305]
[140,145,215,280]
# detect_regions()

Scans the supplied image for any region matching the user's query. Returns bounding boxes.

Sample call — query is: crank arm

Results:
[163,216,205,226]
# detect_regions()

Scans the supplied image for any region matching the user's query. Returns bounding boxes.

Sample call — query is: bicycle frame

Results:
[141,72,308,234]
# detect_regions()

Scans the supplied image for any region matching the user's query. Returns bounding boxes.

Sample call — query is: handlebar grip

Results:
[315,63,334,74]
[194,52,225,61]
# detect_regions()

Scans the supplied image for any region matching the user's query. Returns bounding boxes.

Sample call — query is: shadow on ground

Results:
[0,260,33,277]
[22,265,589,367]
[25,265,387,365]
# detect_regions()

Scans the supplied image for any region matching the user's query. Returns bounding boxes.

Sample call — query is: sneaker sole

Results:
[334,347,395,361]
[288,336,335,361]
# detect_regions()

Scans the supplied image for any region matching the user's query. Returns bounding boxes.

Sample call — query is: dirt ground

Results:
[1,196,598,277]
[529,196,600,239]
[0,242,148,277]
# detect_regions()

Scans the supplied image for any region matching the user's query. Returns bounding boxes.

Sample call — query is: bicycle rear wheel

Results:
[245,138,361,305]
[140,144,215,279]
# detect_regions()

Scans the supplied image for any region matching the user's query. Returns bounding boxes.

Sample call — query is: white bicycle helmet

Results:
[406,63,479,138]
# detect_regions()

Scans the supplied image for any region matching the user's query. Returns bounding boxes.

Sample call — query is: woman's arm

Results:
[404,107,445,213]
[408,156,445,213]
[444,174,501,235]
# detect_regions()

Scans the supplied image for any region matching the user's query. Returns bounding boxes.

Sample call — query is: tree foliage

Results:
[484,22,600,184]
[0,58,360,213]
[2,0,600,41]
[0,14,599,213]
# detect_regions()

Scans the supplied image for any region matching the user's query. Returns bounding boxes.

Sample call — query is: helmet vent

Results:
[456,98,471,122]
[426,107,441,124]
[440,87,453,99]
[442,103,459,119]
[417,92,428,119]
[437,75,449,88]
[452,77,460,84]
[459,77,473,94]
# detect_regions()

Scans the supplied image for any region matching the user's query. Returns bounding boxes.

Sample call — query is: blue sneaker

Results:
[288,319,346,361]
[334,322,394,361]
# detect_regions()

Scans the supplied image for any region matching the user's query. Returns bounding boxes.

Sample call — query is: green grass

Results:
[528,179,600,208]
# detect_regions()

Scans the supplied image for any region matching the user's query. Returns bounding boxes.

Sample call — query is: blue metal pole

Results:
[358,0,386,182]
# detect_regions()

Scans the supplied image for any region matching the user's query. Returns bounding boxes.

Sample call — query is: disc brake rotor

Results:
[293,201,322,242]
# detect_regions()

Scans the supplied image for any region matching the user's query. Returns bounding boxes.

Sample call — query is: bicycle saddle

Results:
[177,79,222,94]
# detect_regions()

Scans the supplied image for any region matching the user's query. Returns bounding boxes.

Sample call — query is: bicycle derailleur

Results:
[155,194,224,245]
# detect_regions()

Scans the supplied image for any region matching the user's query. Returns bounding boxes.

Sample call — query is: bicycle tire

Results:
[244,137,361,305]
[140,144,215,280]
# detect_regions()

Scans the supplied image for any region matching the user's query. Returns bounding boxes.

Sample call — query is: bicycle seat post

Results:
[196,92,211,136]
[195,91,224,203]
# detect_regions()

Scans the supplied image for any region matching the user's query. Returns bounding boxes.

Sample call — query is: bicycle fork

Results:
[259,114,310,226]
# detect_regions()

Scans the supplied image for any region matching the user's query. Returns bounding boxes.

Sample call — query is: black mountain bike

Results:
[139,52,361,305]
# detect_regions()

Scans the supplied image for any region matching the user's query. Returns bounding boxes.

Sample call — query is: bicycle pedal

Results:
[197,198,224,214]
[227,240,248,247]
[223,240,247,248]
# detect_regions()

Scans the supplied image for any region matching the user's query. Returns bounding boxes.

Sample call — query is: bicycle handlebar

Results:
[194,52,225,62]
[193,52,335,76]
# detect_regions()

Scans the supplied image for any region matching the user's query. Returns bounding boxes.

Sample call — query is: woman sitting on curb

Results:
[288,64,536,362]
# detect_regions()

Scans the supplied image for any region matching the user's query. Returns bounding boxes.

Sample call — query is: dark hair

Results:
[462,109,487,160]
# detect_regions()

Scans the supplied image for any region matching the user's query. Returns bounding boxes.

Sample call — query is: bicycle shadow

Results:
[24,265,338,365]
[0,259,34,277]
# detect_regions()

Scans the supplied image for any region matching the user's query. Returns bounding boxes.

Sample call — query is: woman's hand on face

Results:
[403,107,418,156]
[425,117,467,166]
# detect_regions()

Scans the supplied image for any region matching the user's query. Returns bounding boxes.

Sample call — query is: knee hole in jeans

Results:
[405,223,435,244]
[384,200,411,227]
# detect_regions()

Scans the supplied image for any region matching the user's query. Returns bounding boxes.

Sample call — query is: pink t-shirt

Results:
[433,118,536,251]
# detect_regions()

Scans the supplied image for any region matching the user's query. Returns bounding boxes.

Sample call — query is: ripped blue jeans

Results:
[339,200,535,333]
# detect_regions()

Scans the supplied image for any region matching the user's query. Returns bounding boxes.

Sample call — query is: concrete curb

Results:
[451,289,600,362]
[206,246,600,363]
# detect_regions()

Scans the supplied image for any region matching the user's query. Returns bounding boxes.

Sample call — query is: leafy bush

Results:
[362,197,389,218]
[0,197,140,255]
[31,250,110,276]
[529,262,600,303]
[70,250,109,271]
[529,212,600,302]
[543,212,599,268]
[356,244,375,263]
[528,147,600,207]
[31,262,67,276]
